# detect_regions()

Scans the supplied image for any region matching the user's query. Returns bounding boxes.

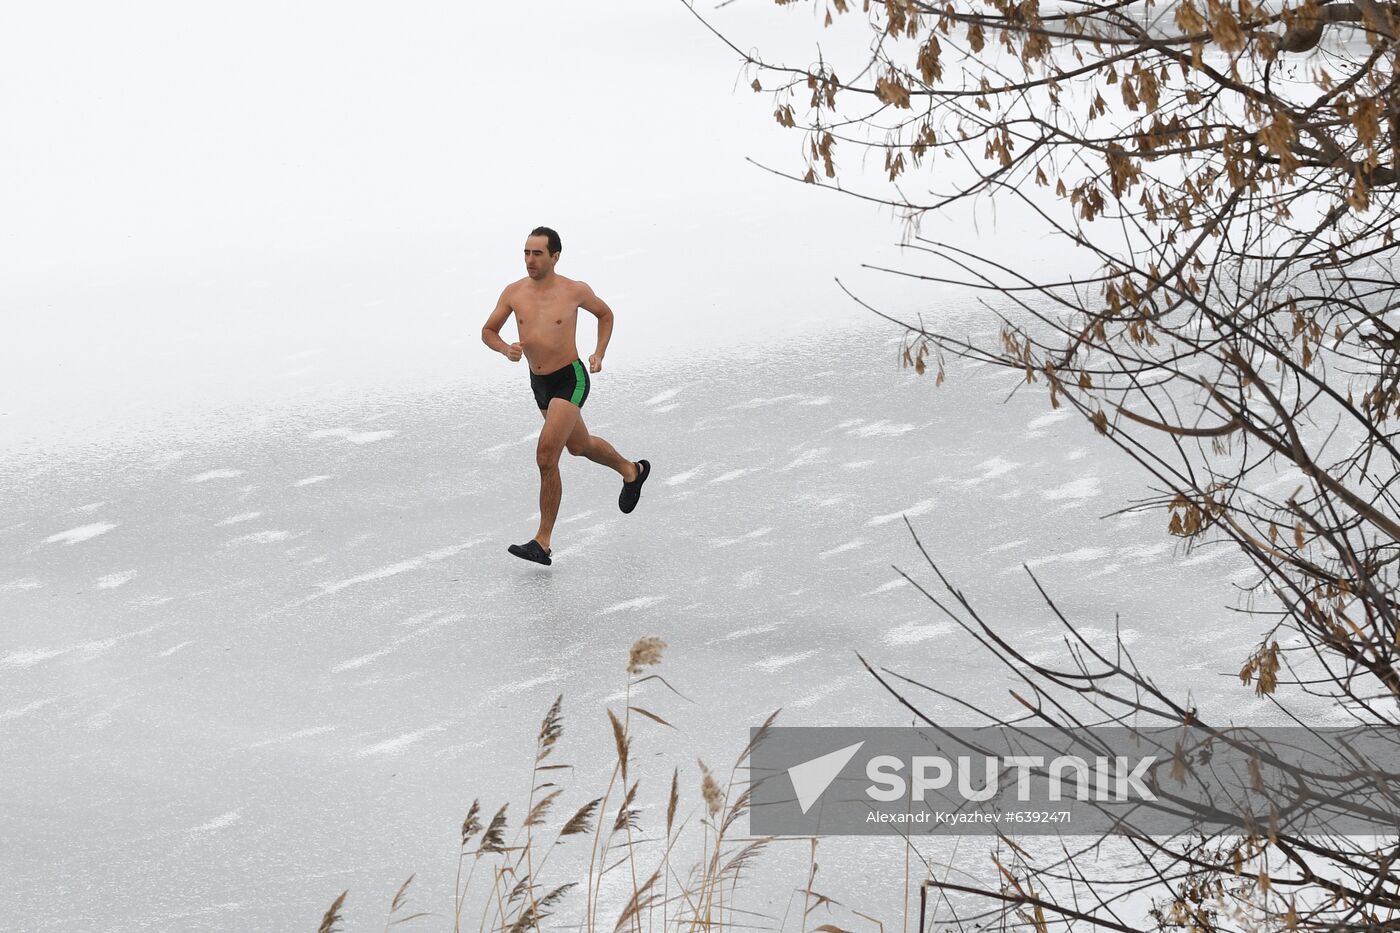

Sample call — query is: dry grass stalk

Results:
[315,642,875,932]
[627,636,666,674]
[317,890,346,933]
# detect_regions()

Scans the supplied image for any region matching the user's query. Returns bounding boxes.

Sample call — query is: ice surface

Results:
[0,325,1326,930]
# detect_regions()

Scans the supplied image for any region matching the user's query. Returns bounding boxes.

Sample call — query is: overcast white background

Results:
[1,0,1007,452]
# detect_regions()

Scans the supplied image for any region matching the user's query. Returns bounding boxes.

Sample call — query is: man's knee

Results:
[536,446,563,471]
[565,437,590,458]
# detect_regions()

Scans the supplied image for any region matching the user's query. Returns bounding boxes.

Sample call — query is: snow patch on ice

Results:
[189,469,245,483]
[646,389,681,405]
[189,811,242,834]
[1042,476,1101,501]
[730,394,804,409]
[0,578,43,592]
[247,726,338,749]
[217,512,263,526]
[714,527,774,548]
[861,578,908,596]
[755,650,819,672]
[315,538,487,597]
[1027,411,1072,431]
[0,698,58,723]
[309,427,397,445]
[46,523,117,545]
[148,450,188,469]
[294,475,333,487]
[227,530,290,545]
[781,448,828,471]
[356,725,448,758]
[965,457,1020,484]
[819,540,865,558]
[884,622,951,646]
[666,466,703,487]
[97,571,137,589]
[483,431,539,454]
[849,420,914,438]
[599,596,667,615]
[868,498,936,526]
[1025,547,1110,568]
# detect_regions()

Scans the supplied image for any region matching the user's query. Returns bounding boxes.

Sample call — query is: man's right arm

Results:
[481,289,522,361]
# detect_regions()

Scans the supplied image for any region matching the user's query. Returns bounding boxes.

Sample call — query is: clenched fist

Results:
[505,342,523,362]
[588,353,603,373]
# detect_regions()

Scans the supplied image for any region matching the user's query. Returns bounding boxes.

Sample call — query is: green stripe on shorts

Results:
[570,360,587,405]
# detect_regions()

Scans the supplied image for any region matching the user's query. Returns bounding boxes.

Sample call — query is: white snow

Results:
[188,469,245,483]
[216,512,263,526]
[780,448,829,471]
[755,650,819,672]
[355,725,448,758]
[189,812,241,834]
[315,539,485,596]
[45,523,117,545]
[227,530,290,545]
[965,457,1021,483]
[1041,476,1101,501]
[849,420,915,438]
[1027,410,1072,431]
[819,540,865,558]
[97,571,137,589]
[645,388,681,405]
[599,596,667,615]
[861,578,908,596]
[0,698,58,723]
[709,467,757,484]
[308,428,397,445]
[868,498,937,526]
[714,527,773,548]
[665,466,704,486]
[247,726,338,749]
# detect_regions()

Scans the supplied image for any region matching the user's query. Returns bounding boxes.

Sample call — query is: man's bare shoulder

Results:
[500,277,533,304]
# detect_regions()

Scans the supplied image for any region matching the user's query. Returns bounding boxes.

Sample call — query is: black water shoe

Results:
[619,460,650,514]
[508,540,552,565]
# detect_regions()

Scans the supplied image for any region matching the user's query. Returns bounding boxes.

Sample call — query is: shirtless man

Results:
[481,226,650,566]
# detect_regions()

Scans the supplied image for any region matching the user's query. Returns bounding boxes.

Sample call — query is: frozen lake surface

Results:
[1,323,1320,930]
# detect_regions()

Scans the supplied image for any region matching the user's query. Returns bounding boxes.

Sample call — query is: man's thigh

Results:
[537,399,582,455]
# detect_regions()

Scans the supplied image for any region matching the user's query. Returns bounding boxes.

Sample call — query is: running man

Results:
[481,226,650,566]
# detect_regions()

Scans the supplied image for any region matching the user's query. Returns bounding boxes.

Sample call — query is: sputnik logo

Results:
[787,741,865,814]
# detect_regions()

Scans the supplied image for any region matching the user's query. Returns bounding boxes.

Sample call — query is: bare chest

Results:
[512,290,579,335]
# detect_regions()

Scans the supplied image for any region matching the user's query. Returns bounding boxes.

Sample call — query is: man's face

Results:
[524,236,557,280]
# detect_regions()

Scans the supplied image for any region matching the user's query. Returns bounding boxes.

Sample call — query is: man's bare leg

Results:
[563,416,637,482]
[531,398,581,552]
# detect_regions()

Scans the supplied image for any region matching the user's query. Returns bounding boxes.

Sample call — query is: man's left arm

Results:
[578,283,615,373]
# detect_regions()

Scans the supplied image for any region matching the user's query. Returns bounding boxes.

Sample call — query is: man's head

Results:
[525,226,562,280]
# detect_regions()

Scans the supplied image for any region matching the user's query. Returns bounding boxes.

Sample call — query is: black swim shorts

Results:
[530,359,591,411]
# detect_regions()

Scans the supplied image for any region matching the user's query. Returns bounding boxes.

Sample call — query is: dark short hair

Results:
[529,226,562,256]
